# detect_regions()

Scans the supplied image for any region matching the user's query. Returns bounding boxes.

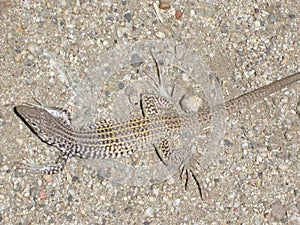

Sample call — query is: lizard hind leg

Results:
[179,159,203,200]
[154,138,203,199]
[155,139,203,200]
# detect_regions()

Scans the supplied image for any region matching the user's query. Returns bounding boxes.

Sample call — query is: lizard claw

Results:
[20,158,60,174]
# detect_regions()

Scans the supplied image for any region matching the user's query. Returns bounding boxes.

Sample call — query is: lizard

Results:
[14,71,300,197]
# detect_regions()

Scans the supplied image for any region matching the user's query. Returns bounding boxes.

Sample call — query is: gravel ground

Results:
[0,0,300,224]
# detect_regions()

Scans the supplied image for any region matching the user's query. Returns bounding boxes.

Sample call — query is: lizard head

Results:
[14,104,71,144]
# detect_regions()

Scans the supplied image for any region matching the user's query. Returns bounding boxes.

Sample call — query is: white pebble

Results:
[190,9,195,17]
[174,198,181,206]
[180,95,203,112]
[156,31,165,39]
[145,207,154,217]
[103,40,108,46]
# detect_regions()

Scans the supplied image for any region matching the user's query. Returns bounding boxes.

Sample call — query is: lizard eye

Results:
[31,122,37,127]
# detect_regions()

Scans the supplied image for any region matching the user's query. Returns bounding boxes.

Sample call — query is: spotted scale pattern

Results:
[14,72,300,174]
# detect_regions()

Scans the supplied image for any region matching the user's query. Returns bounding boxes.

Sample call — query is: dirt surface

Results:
[0,0,299,224]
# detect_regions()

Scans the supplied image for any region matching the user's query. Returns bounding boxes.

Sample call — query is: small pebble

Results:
[180,95,203,112]
[14,54,22,62]
[145,207,154,217]
[116,27,130,38]
[118,82,125,90]
[159,1,171,10]
[278,163,289,171]
[254,20,260,29]
[130,53,144,67]
[66,173,72,184]
[156,31,165,39]
[280,96,289,103]
[190,9,195,17]
[103,40,108,46]
[152,188,159,196]
[175,10,183,19]
[2,165,9,171]
[166,177,175,185]
[268,14,277,23]
[42,174,53,183]
[149,197,156,202]
[284,130,293,141]
[224,139,233,147]
[174,198,180,206]
[271,201,286,221]
[182,73,189,82]
[124,12,131,22]
[288,14,296,19]
[15,138,24,145]
[39,191,47,200]
[27,44,36,53]
[175,44,186,60]
[67,194,73,202]
[72,6,80,15]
